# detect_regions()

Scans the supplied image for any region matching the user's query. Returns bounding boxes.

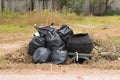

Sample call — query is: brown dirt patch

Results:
[93,28,120,39]
[4,44,32,64]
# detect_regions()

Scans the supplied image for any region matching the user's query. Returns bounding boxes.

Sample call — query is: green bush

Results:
[107,9,120,15]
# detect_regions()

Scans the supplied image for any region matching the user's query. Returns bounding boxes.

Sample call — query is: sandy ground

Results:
[0,32,31,55]
[0,67,120,75]
[0,41,25,55]
[0,67,120,80]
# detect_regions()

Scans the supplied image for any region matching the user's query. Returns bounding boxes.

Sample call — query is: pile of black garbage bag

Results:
[28,24,94,64]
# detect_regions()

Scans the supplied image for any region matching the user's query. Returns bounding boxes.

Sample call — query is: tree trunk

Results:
[45,0,48,9]
[52,0,54,10]
[43,0,45,9]
[1,0,4,12]
[104,0,109,14]
[31,0,34,11]
[82,0,90,15]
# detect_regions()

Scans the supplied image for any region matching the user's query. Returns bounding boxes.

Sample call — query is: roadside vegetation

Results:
[0,10,120,26]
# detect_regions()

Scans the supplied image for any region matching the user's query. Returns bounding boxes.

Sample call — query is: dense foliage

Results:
[58,0,119,16]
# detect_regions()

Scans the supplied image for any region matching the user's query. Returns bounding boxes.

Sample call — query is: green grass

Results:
[69,15,120,26]
[0,57,5,63]
[0,25,34,33]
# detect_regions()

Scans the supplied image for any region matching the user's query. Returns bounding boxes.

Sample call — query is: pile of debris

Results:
[27,24,94,64]
[4,23,94,64]
[4,44,32,63]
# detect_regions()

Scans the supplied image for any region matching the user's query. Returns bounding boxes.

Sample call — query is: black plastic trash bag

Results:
[67,33,94,53]
[51,50,68,64]
[46,31,65,51]
[32,47,51,64]
[34,26,55,35]
[57,25,74,43]
[28,36,45,55]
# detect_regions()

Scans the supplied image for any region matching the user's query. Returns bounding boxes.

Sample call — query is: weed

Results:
[0,57,5,63]
[107,36,120,45]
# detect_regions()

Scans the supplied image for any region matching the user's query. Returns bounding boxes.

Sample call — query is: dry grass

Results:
[3,43,32,64]
[1,10,120,26]
[0,11,66,26]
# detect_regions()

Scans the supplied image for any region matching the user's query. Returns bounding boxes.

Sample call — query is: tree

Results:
[104,0,110,14]
[31,0,34,11]
[1,0,4,12]
[90,0,111,16]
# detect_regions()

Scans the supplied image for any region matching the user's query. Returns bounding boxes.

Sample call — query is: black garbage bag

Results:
[28,36,45,55]
[32,47,51,64]
[57,25,74,43]
[46,30,65,51]
[67,33,94,53]
[34,26,55,35]
[51,50,68,64]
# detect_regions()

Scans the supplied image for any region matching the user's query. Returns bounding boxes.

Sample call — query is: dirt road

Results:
[0,68,120,80]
